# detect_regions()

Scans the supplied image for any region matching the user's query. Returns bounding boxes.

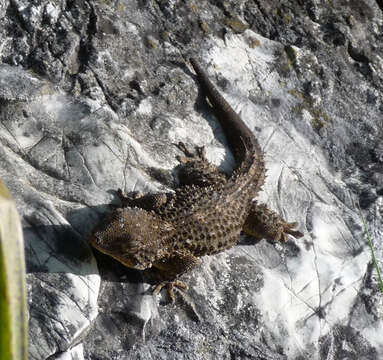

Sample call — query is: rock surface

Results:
[0,0,382,359]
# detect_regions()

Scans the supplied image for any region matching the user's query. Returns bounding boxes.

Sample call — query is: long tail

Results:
[189,58,264,177]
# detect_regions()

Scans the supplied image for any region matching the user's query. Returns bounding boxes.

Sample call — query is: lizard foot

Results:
[153,280,188,303]
[106,189,143,209]
[275,221,304,242]
[175,141,226,187]
[117,188,143,204]
[175,141,206,163]
[116,188,168,210]
[243,202,304,243]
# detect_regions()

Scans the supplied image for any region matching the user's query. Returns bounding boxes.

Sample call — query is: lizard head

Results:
[90,207,174,270]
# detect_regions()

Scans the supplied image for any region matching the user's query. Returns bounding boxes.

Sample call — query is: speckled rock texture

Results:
[0,0,382,359]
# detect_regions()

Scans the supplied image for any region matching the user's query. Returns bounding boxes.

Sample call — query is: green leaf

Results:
[0,179,28,360]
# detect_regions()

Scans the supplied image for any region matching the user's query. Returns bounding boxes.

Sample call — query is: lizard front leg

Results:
[146,250,199,303]
[243,202,303,242]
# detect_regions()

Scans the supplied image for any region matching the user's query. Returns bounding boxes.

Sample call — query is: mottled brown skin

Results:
[90,58,303,302]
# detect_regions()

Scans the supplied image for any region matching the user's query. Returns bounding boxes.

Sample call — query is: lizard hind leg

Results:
[175,141,227,187]
[243,202,303,242]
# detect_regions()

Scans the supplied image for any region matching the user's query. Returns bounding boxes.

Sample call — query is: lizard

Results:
[89,57,303,302]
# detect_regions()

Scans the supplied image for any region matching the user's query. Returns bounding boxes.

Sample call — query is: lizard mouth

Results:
[89,235,151,270]
[90,239,148,270]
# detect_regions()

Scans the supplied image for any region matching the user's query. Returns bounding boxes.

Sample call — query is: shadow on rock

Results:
[23,203,142,285]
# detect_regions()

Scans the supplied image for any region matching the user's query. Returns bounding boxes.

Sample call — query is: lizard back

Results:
[154,59,268,257]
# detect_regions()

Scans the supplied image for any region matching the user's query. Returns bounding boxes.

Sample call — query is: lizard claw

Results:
[175,141,206,161]
[117,188,142,204]
[276,221,304,242]
[153,280,188,303]
[282,222,304,240]
[175,141,193,157]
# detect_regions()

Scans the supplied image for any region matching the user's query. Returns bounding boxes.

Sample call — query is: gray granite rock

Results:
[0,0,382,359]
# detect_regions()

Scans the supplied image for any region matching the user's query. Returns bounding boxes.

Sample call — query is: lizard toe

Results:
[153,280,188,303]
